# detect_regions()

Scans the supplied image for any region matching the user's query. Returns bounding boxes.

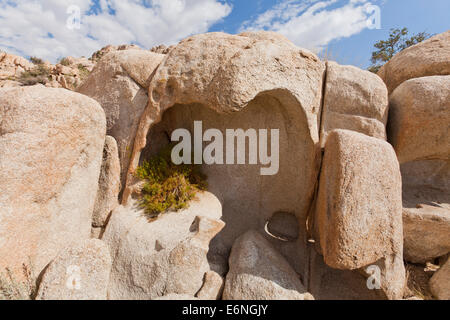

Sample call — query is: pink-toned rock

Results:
[430,257,450,300]
[0,86,106,284]
[36,239,111,300]
[103,192,225,300]
[309,247,404,300]
[320,61,388,146]
[0,52,34,80]
[124,31,325,208]
[196,271,224,300]
[401,160,450,263]
[315,130,403,271]
[388,76,450,164]
[223,230,313,300]
[122,33,325,279]
[77,50,164,187]
[0,80,22,88]
[314,130,405,299]
[92,136,121,228]
[378,31,450,93]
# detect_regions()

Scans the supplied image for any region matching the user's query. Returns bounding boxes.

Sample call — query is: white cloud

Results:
[241,0,380,53]
[0,0,232,62]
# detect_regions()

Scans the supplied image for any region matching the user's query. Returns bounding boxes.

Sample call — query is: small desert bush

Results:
[77,64,90,82]
[404,263,435,300]
[136,144,207,219]
[29,56,44,65]
[18,64,51,86]
[59,57,71,66]
[0,264,36,300]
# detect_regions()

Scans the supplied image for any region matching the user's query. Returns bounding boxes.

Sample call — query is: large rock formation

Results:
[47,57,94,90]
[0,30,448,301]
[36,239,111,300]
[103,192,225,300]
[314,130,404,299]
[388,76,450,163]
[320,61,388,146]
[77,50,165,187]
[223,230,313,300]
[90,44,143,62]
[0,52,34,81]
[0,86,106,283]
[378,31,450,93]
[388,75,450,264]
[315,130,403,269]
[0,52,94,90]
[123,31,326,277]
[401,160,450,263]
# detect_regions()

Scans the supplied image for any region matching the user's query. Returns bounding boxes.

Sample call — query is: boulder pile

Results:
[0,30,448,300]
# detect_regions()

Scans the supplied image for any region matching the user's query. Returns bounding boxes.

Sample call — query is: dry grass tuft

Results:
[403,263,436,300]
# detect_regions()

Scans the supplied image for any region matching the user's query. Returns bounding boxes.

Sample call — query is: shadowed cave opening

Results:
[139,90,318,278]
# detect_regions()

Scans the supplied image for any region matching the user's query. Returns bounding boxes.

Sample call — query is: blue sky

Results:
[0,0,448,68]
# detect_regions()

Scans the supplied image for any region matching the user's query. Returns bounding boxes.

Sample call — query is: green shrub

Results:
[136,144,207,219]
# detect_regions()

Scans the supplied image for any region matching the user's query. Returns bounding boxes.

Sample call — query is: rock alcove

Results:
[121,32,326,277]
[138,91,319,274]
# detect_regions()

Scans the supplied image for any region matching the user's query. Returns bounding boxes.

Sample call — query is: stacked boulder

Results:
[0,52,94,90]
[378,31,450,94]
[379,31,450,300]
[0,30,448,300]
[0,52,35,87]
[313,130,404,300]
[46,56,95,90]
[311,59,404,300]
[320,61,389,145]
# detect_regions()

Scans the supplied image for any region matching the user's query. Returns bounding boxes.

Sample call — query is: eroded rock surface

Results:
[0,30,447,301]
[124,31,326,277]
[92,136,121,228]
[387,75,450,264]
[321,61,388,146]
[378,31,450,93]
[314,130,405,300]
[315,130,403,269]
[77,49,165,187]
[401,160,450,263]
[430,257,450,300]
[0,86,106,283]
[103,192,225,300]
[388,76,450,164]
[0,52,34,80]
[309,248,397,300]
[36,240,111,300]
[223,230,313,300]
[196,271,224,300]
